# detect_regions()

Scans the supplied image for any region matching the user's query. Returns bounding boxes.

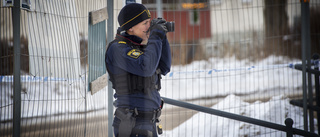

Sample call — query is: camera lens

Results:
[165,22,175,32]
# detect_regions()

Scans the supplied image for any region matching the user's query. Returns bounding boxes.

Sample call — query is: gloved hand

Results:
[149,18,168,39]
[150,18,166,27]
[150,18,167,32]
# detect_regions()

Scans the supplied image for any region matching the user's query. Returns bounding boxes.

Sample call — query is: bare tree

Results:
[263,0,289,56]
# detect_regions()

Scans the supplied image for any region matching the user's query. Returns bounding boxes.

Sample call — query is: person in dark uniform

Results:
[105,3,171,137]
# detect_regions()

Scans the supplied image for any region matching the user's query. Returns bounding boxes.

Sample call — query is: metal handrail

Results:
[161,97,319,137]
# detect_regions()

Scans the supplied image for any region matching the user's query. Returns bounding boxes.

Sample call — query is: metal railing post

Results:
[107,0,114,136]
[156,0,163,17]
[301,0,311,132]
[285,118,293,137]
[314,54,320,134]
[12,0,21,136]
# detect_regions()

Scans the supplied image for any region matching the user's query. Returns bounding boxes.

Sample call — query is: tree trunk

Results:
[264,0,289,56]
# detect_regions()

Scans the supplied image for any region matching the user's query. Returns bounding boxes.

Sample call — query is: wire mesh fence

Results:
[1,0,320,137]
[1,0,109,137]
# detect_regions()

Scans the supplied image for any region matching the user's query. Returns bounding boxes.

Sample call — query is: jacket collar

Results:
[116,32,143,46]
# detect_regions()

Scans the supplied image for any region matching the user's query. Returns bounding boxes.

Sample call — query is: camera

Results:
[151,18,175,32]
[164,21,175,32]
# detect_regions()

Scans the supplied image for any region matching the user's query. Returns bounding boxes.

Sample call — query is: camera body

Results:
[151,18,175,32]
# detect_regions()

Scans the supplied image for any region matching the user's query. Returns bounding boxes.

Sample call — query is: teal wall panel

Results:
[88,20,106,91]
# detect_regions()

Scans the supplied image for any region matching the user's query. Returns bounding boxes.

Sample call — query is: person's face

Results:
[127,19,150,42]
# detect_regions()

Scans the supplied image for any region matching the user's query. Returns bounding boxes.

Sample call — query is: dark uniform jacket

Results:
[105,31,171,112]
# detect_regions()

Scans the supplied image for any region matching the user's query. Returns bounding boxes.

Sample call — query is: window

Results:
[189,9,200,25]
[210,0,221,5]
[3,0,13,7]
[22,0,31,10]
[242,0,252,5]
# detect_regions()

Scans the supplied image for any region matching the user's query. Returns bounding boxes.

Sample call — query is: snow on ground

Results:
[161,55,303,100]
[161,94,309,137]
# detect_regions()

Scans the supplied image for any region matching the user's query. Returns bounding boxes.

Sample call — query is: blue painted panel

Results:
[88,20,106,91]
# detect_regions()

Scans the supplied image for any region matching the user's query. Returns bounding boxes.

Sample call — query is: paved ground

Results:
[0,92,304,137]
[0,101,212,137]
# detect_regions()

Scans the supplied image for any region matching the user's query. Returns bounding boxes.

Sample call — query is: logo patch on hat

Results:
[118,41,126,44]
[147,10,151,17]
[127,49,143,59]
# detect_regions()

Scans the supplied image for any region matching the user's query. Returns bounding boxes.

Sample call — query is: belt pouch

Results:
[115,108,136,137]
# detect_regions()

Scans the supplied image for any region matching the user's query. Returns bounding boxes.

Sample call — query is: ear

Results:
[126,28,134,35]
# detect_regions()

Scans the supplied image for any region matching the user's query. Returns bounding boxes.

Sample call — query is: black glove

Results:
[151,18,168,32]
[151,18,166,27]
[148,18,168,39]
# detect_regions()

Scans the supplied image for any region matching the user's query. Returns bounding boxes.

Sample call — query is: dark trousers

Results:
[113,117,158,137]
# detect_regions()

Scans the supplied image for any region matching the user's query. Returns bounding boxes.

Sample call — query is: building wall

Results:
[210,0,264,34]
[150,10,212,43]
[209,0,302,42]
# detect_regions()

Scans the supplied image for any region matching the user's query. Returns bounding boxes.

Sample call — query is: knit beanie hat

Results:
[118,3,151,31]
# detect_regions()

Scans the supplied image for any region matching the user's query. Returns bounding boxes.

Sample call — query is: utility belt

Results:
[116,107,162,122]
[114,99,164,137]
